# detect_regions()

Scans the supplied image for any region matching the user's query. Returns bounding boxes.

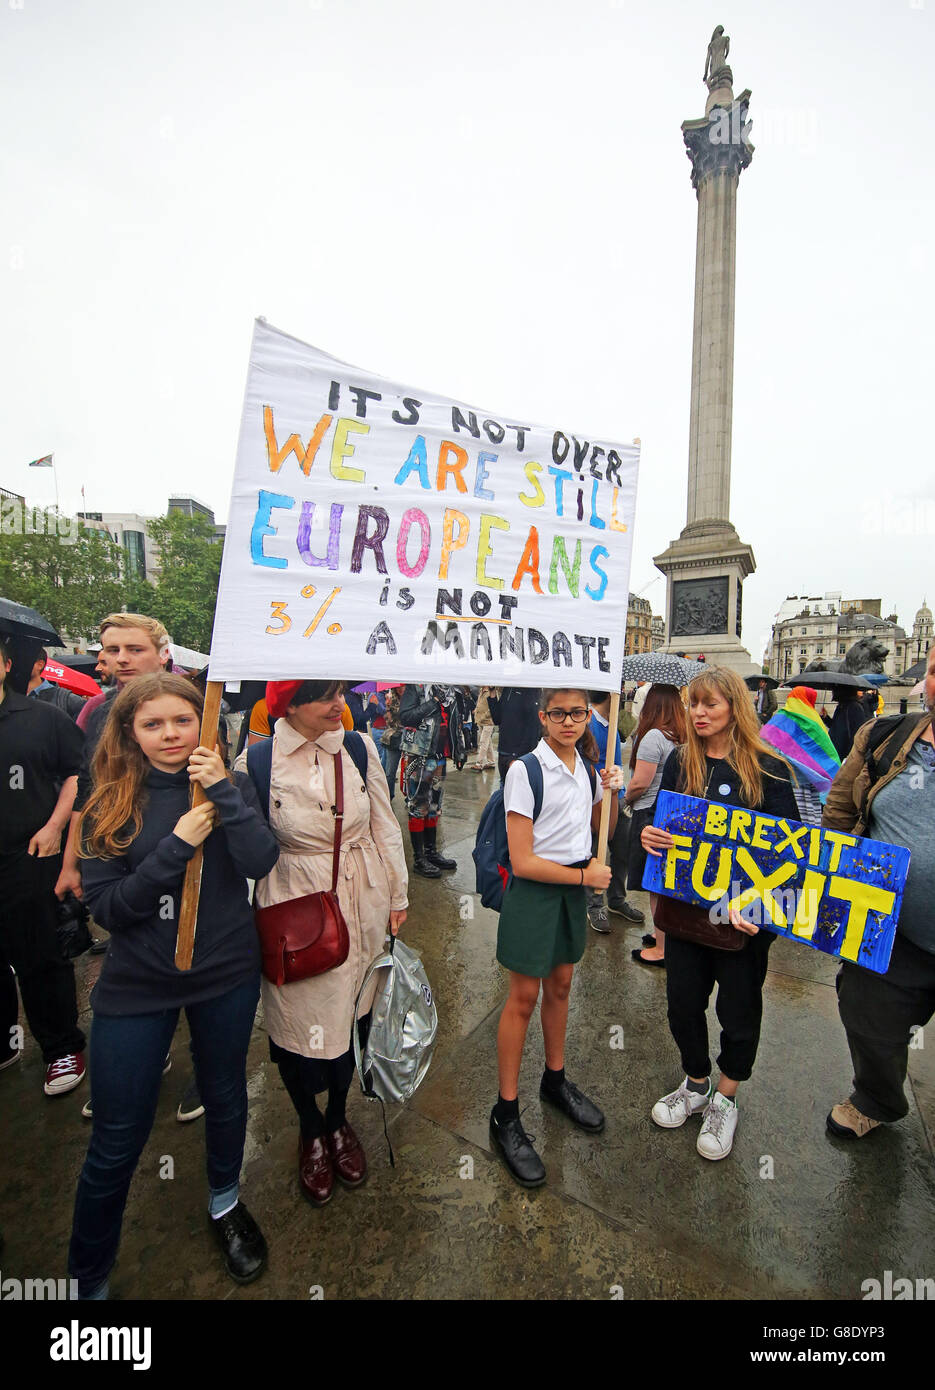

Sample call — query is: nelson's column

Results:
[654,25,757,673]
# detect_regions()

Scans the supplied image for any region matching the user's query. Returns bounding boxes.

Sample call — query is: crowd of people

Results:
[1,610,933,1295]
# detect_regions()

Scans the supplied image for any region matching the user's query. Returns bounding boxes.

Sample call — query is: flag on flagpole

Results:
[28,454,54,468]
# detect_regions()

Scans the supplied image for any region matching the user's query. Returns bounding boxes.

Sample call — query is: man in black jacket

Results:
[399,683,470,878]
[27,647,87,720]
[826,688,874,761]
[0,635,87,1095]
[488,687,542,782]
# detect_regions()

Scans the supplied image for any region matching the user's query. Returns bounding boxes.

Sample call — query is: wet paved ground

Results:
[2,752,933,1300]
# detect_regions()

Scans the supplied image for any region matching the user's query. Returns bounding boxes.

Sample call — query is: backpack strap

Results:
[860,712,929,822]
[518,752,544,820]
[247,730,369,822]
[245,737,274,822]
[343,730,369,786]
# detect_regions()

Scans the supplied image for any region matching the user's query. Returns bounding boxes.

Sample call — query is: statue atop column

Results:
[653,27,756,672]
[704,25,733,93]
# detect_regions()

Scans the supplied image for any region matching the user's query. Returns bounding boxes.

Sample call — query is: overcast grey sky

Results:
[2,0,931,661]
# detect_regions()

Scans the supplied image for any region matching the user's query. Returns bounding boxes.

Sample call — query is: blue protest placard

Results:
[641,791,910,974]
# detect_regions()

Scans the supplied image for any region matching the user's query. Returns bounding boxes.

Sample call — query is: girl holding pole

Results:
[68,673,279,1297]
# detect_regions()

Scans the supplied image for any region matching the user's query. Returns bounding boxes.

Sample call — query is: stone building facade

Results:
[625,593,655,655]
[764,592,916,679]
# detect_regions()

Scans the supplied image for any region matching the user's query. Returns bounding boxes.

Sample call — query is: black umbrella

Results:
[0,596,63,645]
[744,674,779,690]
[56,653,102,677]
[781,670,863,692]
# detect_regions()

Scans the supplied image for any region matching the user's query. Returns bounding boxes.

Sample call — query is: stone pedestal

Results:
[655,57,758,674]
[653,522,756,672]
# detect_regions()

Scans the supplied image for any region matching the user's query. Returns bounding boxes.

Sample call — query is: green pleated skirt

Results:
[496,874,588,978]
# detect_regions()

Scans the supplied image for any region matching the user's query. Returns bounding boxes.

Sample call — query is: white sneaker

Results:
[651,1077,712,1128]
[697,1092,738,1160]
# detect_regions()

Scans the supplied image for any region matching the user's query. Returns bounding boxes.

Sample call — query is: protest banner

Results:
[642,791,910,974]
[176,321,641,970]
[207,319,640,691]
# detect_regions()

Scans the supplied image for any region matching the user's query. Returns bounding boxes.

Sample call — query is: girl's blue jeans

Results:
[68,974,260,1297]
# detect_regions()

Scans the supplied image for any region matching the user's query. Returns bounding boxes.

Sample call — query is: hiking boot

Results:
[826,1101,881,1140]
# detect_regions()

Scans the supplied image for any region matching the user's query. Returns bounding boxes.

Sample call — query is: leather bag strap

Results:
[331,752,344,892]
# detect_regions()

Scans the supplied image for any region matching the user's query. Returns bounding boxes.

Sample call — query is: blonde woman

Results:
[641,667,797,1160]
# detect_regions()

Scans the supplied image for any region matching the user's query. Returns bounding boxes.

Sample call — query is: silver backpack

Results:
[353,937,438,1162]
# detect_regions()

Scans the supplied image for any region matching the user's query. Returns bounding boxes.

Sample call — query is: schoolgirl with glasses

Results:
[489,688,624,1187]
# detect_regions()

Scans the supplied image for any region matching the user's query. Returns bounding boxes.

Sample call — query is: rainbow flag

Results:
[761,691,841,797]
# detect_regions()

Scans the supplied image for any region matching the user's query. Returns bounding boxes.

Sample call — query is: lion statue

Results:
[806,636,888,675]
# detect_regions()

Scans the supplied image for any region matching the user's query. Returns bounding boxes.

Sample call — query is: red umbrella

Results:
[42,661,100,698]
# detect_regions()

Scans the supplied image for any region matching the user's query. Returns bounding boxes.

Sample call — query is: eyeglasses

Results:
[544,708,589,724]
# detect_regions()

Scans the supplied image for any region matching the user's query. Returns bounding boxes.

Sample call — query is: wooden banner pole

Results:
[174,680,224,972]
[595,690,621,864]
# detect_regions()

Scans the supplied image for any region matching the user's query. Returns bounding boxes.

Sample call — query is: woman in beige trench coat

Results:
[256,680,408,1206]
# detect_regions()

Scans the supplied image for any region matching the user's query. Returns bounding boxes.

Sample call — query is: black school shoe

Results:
[489,1109,546,1188]
[539,1078,605,1133]
[210,1202,268,1284]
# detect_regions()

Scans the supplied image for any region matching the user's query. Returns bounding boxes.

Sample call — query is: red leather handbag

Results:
[254,753,351,986]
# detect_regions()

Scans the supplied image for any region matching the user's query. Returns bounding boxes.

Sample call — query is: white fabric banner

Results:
[208,320,640,690]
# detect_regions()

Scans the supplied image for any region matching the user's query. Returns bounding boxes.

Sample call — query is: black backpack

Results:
[472,753,597,912]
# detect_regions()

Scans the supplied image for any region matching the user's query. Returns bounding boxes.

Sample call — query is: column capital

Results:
[682,91,754,195]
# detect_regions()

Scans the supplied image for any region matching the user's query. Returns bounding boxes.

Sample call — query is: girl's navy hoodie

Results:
[82,768,279,1015]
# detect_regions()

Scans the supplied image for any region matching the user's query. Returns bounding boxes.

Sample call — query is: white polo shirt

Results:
[504,739,601,865]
